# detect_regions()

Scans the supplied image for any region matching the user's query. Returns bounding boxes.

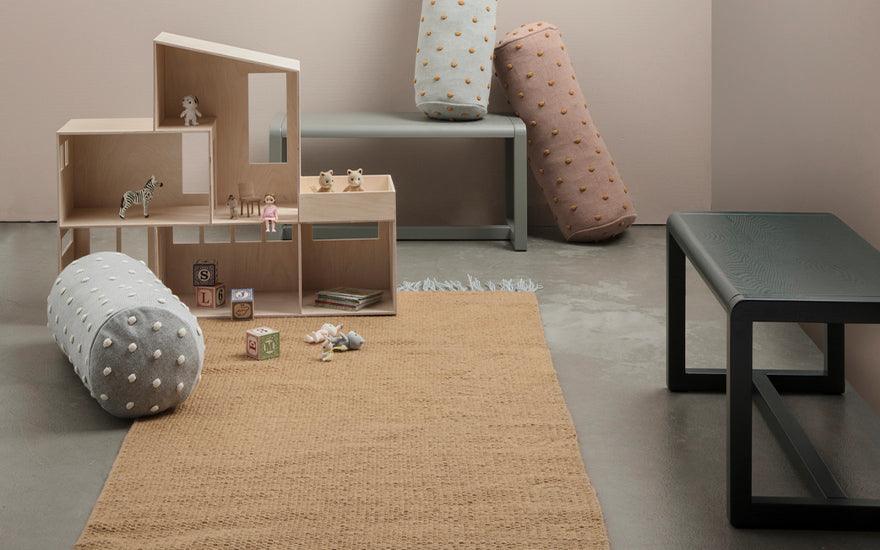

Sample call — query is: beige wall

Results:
[0,0,711,225]
[712,1,880,409]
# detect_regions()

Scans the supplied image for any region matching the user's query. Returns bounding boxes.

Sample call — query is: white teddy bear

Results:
[180,95,202,126]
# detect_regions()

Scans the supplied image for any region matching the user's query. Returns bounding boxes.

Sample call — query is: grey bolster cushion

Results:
[47,252,205,418]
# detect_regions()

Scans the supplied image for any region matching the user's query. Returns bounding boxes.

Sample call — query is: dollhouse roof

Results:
[154,32,300,73]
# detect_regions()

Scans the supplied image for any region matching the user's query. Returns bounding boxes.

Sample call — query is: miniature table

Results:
[667,212,880,530]
[271,112,527,251]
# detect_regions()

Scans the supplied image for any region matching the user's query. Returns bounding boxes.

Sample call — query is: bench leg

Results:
[505,126,528,251]
[727,315,754,527]
[824,323,845,394]
[667,229,725,392]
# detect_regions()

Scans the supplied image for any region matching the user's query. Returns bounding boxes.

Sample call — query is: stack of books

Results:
[314,287,384,311]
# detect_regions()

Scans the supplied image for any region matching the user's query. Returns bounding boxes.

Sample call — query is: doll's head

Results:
[181,95,199,111]
[318,170,334,190]
[264,194,276,205]
[346,168,364,188]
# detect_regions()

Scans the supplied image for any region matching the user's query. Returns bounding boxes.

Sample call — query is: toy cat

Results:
[180,95,202,126]
[315,170,334,192]
[344,168,364,192]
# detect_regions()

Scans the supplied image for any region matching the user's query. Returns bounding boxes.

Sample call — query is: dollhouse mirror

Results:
[248,73,286,164]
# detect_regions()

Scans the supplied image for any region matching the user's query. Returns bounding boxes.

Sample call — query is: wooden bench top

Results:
[668,212,880,306]
[277,112,525,139]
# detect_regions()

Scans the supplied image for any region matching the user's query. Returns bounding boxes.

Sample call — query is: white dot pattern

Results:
[47,252,206,419]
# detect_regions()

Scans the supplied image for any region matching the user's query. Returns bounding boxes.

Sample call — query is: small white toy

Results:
[320,339,334,362]
[319,331,365,362]
[226,194,239,219]
[315,170,334,192]
[344,168,364,192]
[180,95,202,126]
[119,175,163,219]
[262,194,279,233]
[305,323,342,344]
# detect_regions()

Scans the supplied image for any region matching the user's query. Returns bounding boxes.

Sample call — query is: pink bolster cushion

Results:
[494,22,637,242]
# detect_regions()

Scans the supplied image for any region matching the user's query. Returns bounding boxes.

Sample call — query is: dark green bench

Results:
[667,212,880,529]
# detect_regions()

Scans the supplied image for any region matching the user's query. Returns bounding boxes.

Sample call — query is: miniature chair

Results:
[238,181,261,217]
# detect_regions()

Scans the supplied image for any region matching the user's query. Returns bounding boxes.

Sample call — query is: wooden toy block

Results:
[193,260,218,287]
[195,283,226,308]
[230,288,255,320]
[246,327,280,360]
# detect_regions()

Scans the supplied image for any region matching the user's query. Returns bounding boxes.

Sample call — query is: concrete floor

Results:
[2,223,880,548]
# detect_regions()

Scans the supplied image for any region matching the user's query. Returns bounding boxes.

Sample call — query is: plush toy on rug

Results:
[304,323,342,344]
[320,331,365,362]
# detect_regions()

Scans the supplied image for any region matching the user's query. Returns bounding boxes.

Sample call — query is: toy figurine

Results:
[226,194,239,219]
[319,331,365,362]
[315,170,334,192]
[119,175,163,219]
[320,339,334,362]
[304,323,342,344]
[180,95,202,126]
[333,331,365,351]
[262,194,279,232]
[344,168,364,192]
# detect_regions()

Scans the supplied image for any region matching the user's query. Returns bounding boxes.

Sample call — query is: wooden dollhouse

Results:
[56,33,397,317]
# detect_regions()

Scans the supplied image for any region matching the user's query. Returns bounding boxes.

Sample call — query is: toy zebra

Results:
[119,176,163,219]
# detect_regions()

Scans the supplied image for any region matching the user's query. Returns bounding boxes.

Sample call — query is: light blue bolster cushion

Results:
[47,252,205,418]
[413,0,498,120]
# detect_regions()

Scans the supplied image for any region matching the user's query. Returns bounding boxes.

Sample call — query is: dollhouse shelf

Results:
[211,205,299,225]
[180,291,301,319]
[156,116,218,131]
[56,32,397,318]
[300,291,396,317]
[300,175,395,223]
[62,206,211,228]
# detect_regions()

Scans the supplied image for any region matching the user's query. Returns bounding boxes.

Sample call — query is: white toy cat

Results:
[344,168,364,192]
[315,170,334,192]
[180,95,202,126]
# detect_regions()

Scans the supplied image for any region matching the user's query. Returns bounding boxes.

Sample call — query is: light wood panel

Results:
[70,133,191,208]
[158,225,301,316]
[157,45,300,212]
[179,291,300,319]
[300,175,395,223]
[211,205,298,225]
[57,124,215,227]
[154,32,300,73]
[62,206,211,228]
[300,221,396,315]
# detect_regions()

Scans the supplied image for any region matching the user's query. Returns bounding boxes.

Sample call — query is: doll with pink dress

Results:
[262,194,279,232]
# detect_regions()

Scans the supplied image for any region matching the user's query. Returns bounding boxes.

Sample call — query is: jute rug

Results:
[77,293,608,549]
